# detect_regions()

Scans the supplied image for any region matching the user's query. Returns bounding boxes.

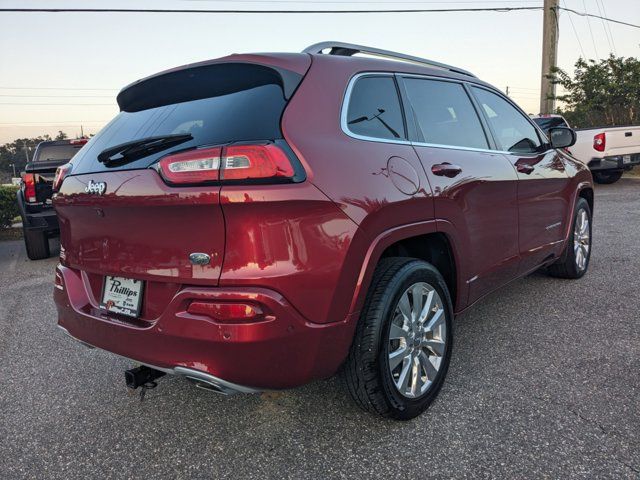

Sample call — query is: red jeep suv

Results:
[53,42,593,419]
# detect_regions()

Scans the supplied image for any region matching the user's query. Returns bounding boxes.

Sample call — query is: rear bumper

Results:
[588,153,640,171]
[16,191,59,234]
[54,265,355,390]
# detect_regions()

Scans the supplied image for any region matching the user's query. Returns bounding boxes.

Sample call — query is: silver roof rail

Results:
[302,41,476,78]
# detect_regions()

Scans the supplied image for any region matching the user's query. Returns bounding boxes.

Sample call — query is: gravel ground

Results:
[1,179,638,479]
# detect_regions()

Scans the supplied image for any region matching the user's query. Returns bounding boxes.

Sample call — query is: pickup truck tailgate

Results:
[605,127,640,157]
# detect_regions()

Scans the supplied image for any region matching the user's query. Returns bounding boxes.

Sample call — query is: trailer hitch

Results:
[125,366,166,401]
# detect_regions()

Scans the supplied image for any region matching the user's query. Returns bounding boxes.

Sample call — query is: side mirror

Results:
[548,127,576,149]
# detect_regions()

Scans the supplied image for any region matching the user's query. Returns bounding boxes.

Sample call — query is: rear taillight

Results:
[593,133,606,152]
[157,144,295,185]
[53,163,73,193]
[22,173,36,202]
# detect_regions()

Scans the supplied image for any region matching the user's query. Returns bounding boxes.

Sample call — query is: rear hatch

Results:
[54,57,310,313]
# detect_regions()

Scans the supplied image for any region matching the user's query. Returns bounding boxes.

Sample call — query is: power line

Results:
[560,5,639,29]
[2,5,636,28]
[0,121,109,125]
[561,0,586,58]
[0,86,117,91]
[183,0,542,2]
[0,6,545,14]
[0,94,114,98]
[0,103,114,106]
[580,0,599,59]
[593,0,613,54]
[597,0,617,54]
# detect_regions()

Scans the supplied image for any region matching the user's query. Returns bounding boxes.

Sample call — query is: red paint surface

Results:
[54,52,593,389]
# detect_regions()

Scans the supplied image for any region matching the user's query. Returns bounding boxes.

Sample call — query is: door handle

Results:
[516,164,535,174]
[431,162,462,178]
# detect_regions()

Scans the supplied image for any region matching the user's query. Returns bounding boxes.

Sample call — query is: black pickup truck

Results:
[17,139,87,259]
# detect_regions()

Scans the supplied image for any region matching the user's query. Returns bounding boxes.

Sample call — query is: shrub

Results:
[0,185,20,229]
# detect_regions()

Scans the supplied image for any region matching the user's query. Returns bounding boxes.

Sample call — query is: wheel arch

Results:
[348,221,465,316]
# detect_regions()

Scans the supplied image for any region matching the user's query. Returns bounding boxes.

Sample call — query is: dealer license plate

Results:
[101,276,144,318]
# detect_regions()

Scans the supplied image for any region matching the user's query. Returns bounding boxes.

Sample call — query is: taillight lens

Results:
[157,147,222,184]
[22,173,36,202]
[593,133,606,152]
[53,163,73,193]
[187,301,264,323]
[157,144,295,185]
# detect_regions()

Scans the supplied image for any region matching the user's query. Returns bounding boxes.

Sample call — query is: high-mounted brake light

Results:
[593,132,606,152]
[22,173,36,203]
[157,144,295,185]
[69,138,88,145]
[53,163,73,193]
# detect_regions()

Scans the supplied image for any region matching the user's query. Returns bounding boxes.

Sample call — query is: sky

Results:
[0,0,638,144]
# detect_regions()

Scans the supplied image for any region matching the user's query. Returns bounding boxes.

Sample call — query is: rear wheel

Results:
[344,257,453,420]
[548,197,591,279]
[23,227,50,260]
[592,170,623,184]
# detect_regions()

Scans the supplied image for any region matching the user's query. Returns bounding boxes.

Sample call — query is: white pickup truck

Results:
[532,114,640,184]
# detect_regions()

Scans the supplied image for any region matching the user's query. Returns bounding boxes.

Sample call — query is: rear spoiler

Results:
[117,62,303,113]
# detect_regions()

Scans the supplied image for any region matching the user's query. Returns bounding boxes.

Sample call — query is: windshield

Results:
[33,144,83,162]
[70,64,292,175]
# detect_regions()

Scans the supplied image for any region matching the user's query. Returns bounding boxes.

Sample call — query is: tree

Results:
[548,55,640,129]
[0,134,56,182]
[55,130,68,140]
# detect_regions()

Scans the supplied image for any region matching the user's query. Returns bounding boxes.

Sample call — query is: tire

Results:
[23,227,50,260]
[593,170,623,184]
[547,197,592,279]
[344,257,453,420]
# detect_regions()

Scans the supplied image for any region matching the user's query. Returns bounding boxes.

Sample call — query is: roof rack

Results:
[302,41,476,78]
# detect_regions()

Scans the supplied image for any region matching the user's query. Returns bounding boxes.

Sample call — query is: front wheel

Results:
[548,197,592,279]
[593,170,623,184]
[344,258,453,420]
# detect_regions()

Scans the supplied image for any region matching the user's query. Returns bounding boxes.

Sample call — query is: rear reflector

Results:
[53,162,73,193]
[22,173,36,202]
[157,144,294,185]
[593,132,606,152]
[187,301,263,323]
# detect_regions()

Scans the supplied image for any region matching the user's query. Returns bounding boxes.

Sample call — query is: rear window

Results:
[345,76,406,141]
[33,144,83,162]
[71,63,293,175]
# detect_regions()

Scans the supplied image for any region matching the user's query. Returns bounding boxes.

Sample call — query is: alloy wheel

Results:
[573,208,590,271]
[388,282,446,398]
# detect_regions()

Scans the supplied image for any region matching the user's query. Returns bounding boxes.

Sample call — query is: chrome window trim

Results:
[340,71,555,157]
[340,72,409,145]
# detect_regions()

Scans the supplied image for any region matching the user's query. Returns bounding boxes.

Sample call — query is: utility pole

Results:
[540,0,559,114]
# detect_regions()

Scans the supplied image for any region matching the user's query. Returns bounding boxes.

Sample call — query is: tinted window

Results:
[71,69,288,175]
[472,87,542,153]
[532,116,569,132]
[34,144,83,162]
[346,76,405,141]
[403,79,488,149]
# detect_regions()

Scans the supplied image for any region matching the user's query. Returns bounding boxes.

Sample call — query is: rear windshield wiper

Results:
[348,108,400,139]
[98,133,193,166]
